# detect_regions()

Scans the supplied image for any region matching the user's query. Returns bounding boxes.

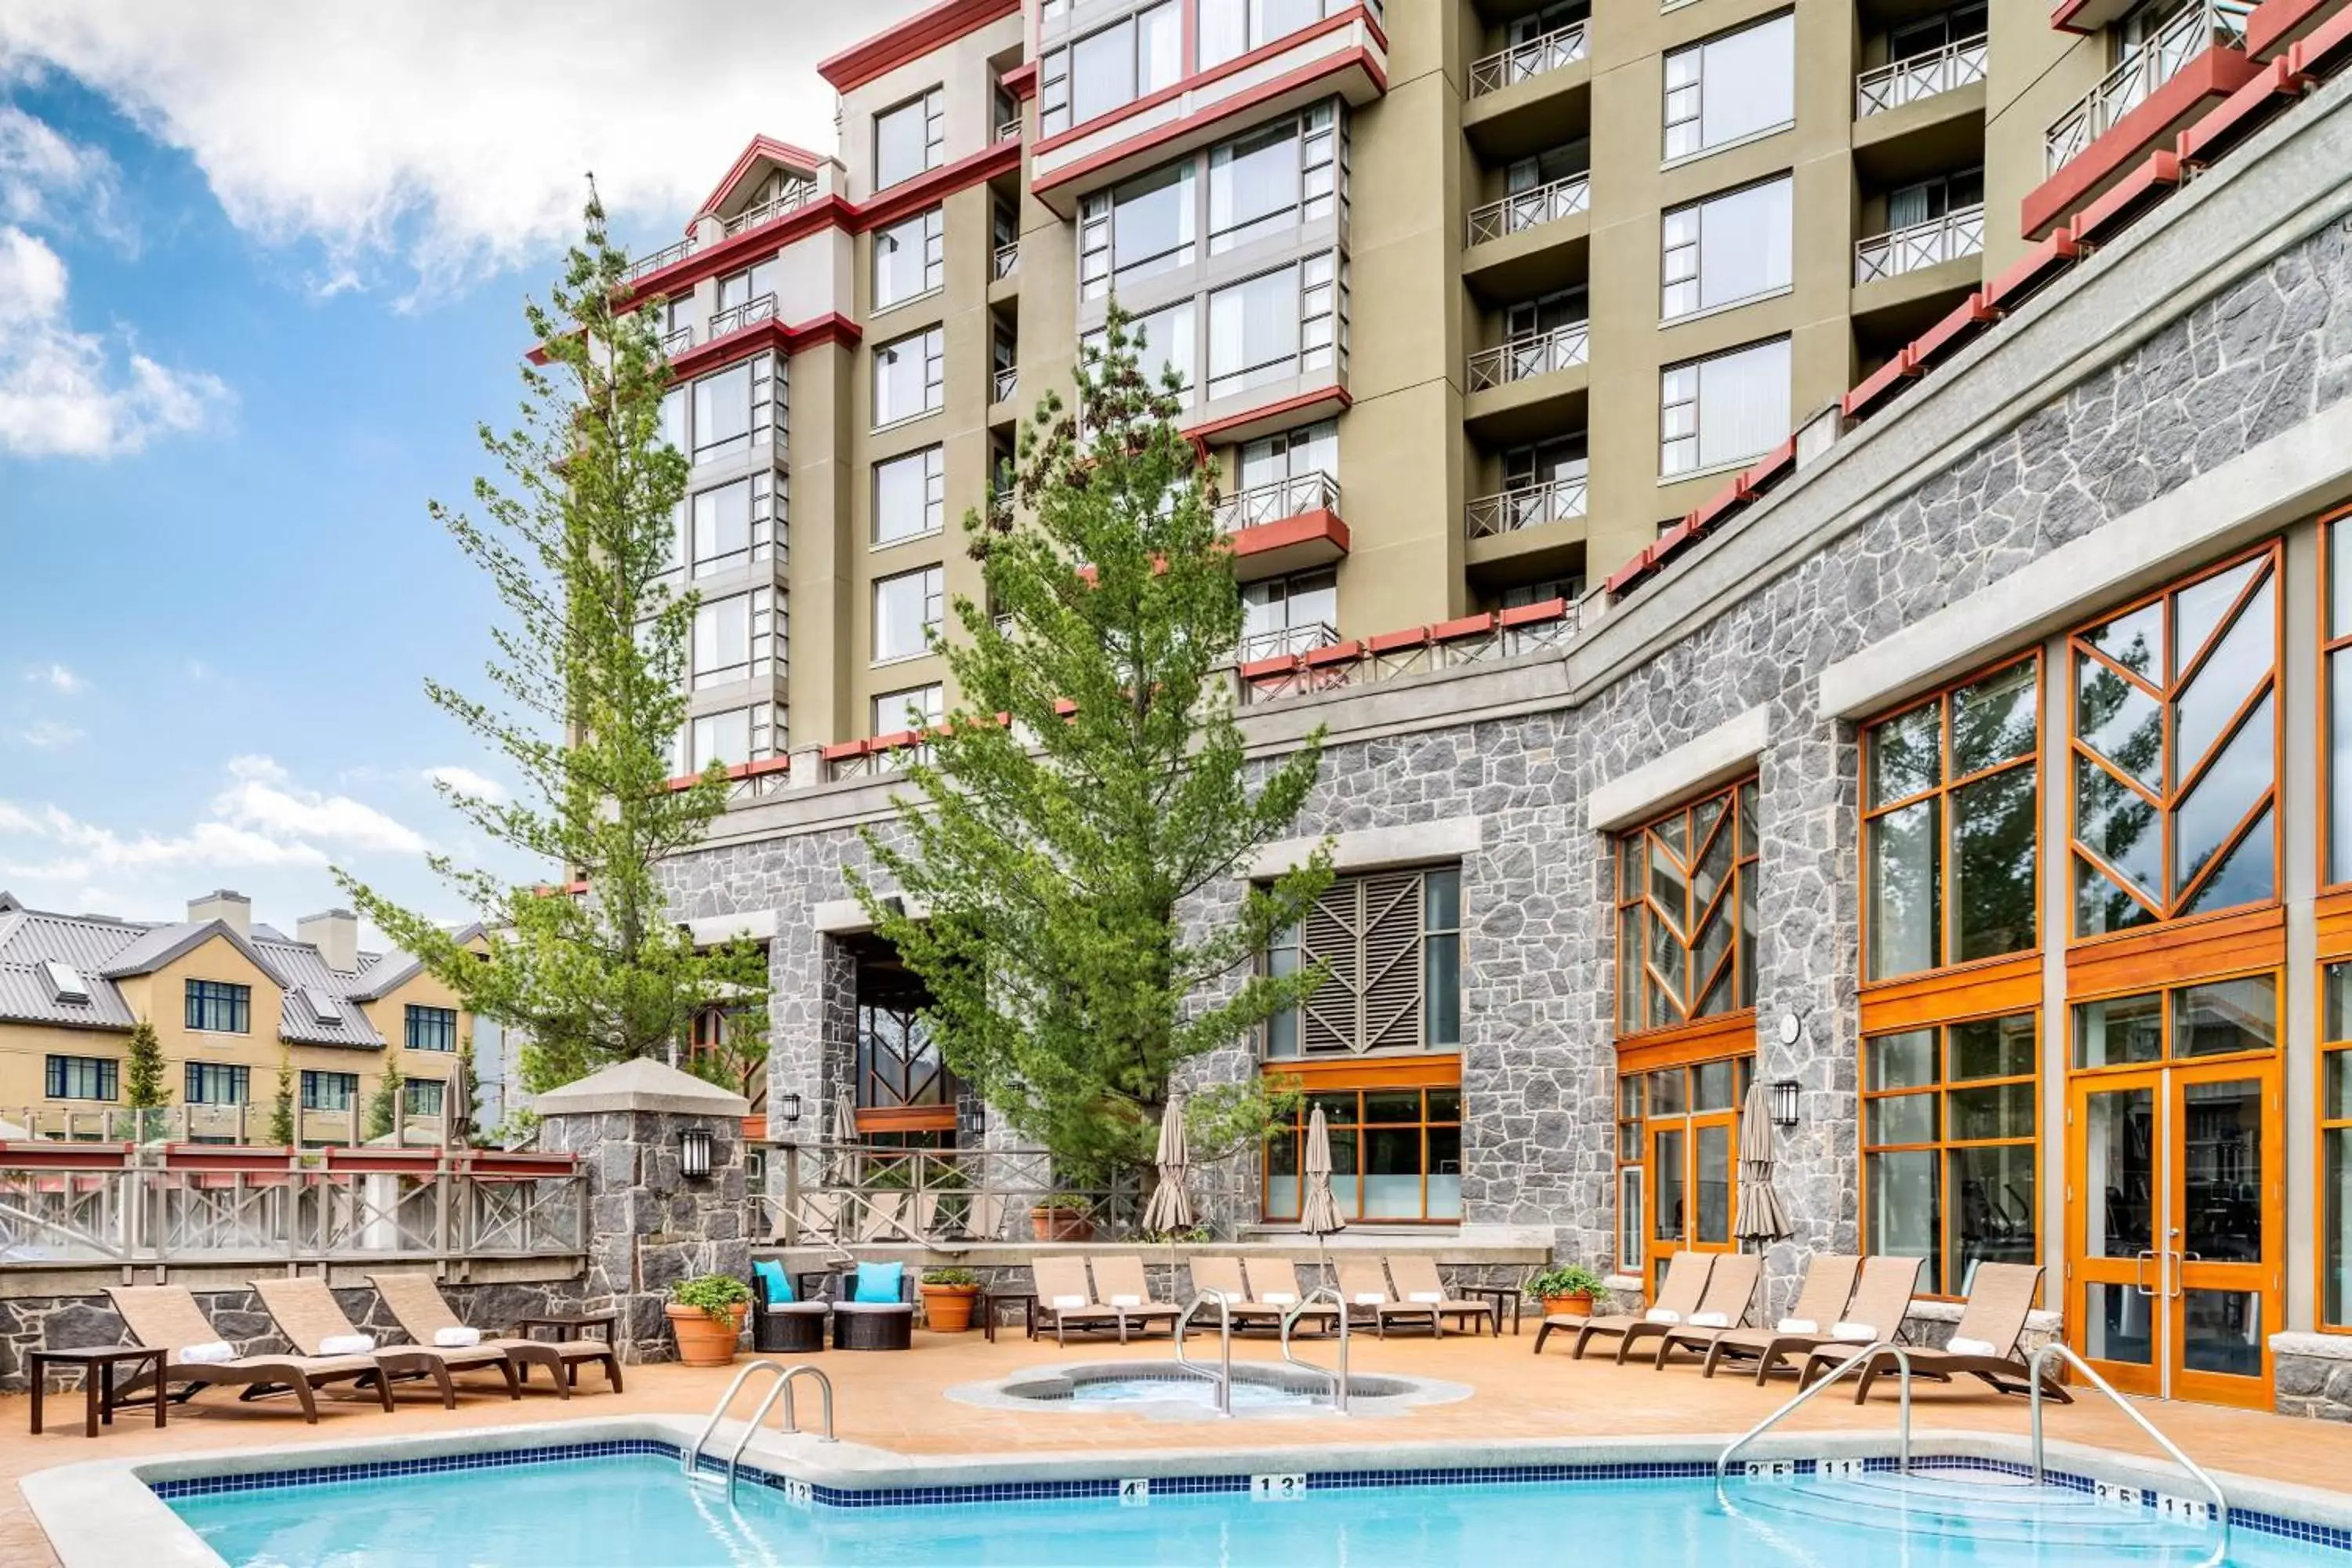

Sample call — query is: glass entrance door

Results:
[2067,1061,2279,1406]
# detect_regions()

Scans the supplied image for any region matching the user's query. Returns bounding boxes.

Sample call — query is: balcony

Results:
[1215,470,1339,532]
[1468,22,1589,96]
[1466,173,1589,249]
[1466,321,1588,394]
[659,292,779,361]
[2046,1,2252,172]
[1855,205,1984,285]
[993,365,1019,405]
[996,116,1022,143]
[1857,35,1987,117]
[1214,474,1350,579]
[993,240,1020,281]
[1465,474,1587,540]
[1240,620,1341,663]
[625,180,816,285]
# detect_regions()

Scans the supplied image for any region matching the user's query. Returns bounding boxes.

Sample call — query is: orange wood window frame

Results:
[1613,777,1759,1039]
[1859,652,2041,987]
[1260,1058,1464,1225]
[2320,504,2352,893]
[853,1103,957,1134]
[1617,1051,1752,1286]
[2067,539,2283,942]
[2321,960,2352,1333]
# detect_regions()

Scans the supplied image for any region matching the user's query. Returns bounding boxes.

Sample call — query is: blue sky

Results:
[0,2,920,942]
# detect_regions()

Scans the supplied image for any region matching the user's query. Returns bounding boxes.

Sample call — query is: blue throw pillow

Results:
[853,1261,903,1304]
[754,1259,792,1303]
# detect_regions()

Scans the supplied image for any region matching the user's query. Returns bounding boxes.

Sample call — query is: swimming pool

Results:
[159,1445,2350,1567]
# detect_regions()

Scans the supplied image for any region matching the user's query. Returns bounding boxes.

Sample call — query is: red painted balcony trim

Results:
[1238,655,1301,680]
[2177,59,2308,164]
[1842,350,1923,420]
[1033,10,1377,158]
[1367,626,1432,654]
[2249,0,2341,55]
[863,136,1022,231]
[1685,479,1753,537]
[1742,439,1797,495]
[1910,292,2000,368]
[664,755,791,793]
[2289,0,2352,70]
[1602,546,1658,596]
[817,0,1021,92]
[691,136,826,228]
[2021,46,2259,238]
[663,311,863,381]
[820,739,871,762]
[2071,151,2186,246]
[2051,0,2107,34]
[1229,508,1352,562]
[1497,597,1570,628]
[1186,386,1353,445]
[1982,227,2085,314]
[1001,61,1039,100]
[873,729,920,751]
[1432,612,1496,643]
[1303,639,1363,668]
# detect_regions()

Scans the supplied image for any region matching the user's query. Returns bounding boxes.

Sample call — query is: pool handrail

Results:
[684,1359,786,1478]
[1715,1339,1915,1490]
[2027,1341,2227,1567]
[1279,1285,1350,1414]
[1174,1290,1234,1417]
[720,1363,834,1498]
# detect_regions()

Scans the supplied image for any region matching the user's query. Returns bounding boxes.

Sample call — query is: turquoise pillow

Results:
[754,1260,792,1303]
[852,1261,903,1304]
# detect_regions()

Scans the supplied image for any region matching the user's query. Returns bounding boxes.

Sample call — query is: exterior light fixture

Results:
[678,1126,715,1181]
[1769,1080,1802,1130]
[777,1093,803,1124]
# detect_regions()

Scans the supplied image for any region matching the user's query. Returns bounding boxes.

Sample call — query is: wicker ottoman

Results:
[832,1301,914,1351]
[757,1300,831,1354]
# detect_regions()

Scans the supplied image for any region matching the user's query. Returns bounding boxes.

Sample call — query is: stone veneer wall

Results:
[662,143,2352,1325]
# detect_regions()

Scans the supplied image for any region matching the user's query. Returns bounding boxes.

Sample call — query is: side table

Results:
[510,1313,619,1389]
[1462,1284,1524,1336]
[30,1347,166,1438]
[978,1289,1037,1344]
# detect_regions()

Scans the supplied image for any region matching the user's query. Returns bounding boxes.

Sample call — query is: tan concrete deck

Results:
[9,1325,2352,1564]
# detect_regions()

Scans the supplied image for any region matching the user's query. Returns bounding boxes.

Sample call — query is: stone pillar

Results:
[535,1058,751,1363]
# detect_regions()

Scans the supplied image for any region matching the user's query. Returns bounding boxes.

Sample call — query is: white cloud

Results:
[0,799,328,880]
[216,765,426,854]
[0,2,930,294]
[0,224,230,457]
[13,719,82,749]
[425,764,507,804]
[0,100,121,238]
[24,661,85,695]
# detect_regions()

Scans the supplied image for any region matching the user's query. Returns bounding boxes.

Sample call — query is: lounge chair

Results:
[1089,1255,1182,1341]
[1333,1258,1439,1337]
[1388,1255,1499,1336]
[1189,1255,1287,1331]
[1031,1256,1134,1345]
[1648,1252,1765,1367]
[1535,1250,1711,1357]
[1696,1254,1860,1381]
[103,1284,393,1425]
[1242,1257,1341,1333]
[1809,1261,2067,1403]
[1733,1254,1922,1381]
[252,1277,516,1409]
[370,1272,623,1396]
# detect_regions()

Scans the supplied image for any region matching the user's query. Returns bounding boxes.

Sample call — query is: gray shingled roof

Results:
[0,907,145,1032]
[253,936,385,1049]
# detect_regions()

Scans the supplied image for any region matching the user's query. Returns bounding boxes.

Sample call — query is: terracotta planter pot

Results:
[920,1283,981,1333]
[1539,1291,1595,1319]
[666,1301,747,1367]
[1030,1206,1096,1243]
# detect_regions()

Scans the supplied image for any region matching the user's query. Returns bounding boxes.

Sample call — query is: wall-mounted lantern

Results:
[678,1125,715,1181]
[776,1093,803,1125]
[1769,1080,1802,1130]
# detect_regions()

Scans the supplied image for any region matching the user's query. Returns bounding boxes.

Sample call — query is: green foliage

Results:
[122,1019,168,1140]
[268,1049,296,1147]
[1033,1192,1094,1212]
[851,303,1333,1187]
[671,1273,752,1323]
[1138,1224,1212,1244]
[920,1266,979,1287]
[1526,1264,1610,1301]
[365,1049,406,1142]
[334,184,768,1094]
[684,1007,769,1105]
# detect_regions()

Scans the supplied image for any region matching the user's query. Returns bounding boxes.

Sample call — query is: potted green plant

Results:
[919,1266,982,1332]
[666,1274,752,1367]
[1526,1263,1609,1320]
[1029,1192,1097,1243]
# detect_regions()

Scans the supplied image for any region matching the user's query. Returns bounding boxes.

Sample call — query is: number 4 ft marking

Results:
[1119,1479,1149,1507]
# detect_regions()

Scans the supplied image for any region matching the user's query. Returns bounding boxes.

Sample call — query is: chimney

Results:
[298,909,360,975]
[187,889,251,938]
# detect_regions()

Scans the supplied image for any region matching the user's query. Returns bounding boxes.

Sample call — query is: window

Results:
[873,206,945,310]
[1887,166,1985,230]
[1615,1075,1646,1272]
[1237,419,1338,497]
[183,1062,249,1105]
[1509,0,1590,45]
[1507,139,1589,197]
[185,979,252,1034]
[874,88,943,191]
[673,704,774,775]
[858,967,951,1110]
[1203,253,1342,402]
[1664,13,1795,161]
[2322,964,2352,1327]
[1263,1086,1462,1222]
[1864,1013,2037,1295]
[1080,162,1196,299]
[405,1004,459,1052]
[2322,512,2352,885]
[874,446,946,545]
[1891,2,1987,60]
[1614,779,1759,1035]
[1661,176,1792,320]
[1500,576,1582,610]
[1209,103,1340,252]
[1505,434,1586,490]
[1082,299,1196,398]
[715,256,779,317]
[689,473,773,579]
[1242,567,1338,660]
[45,1054,117,1102]
[1617,1055,1749,1287]
[1505,286,1587,343]
[2074,973,2277,1067]
[1864,656,2038,980]
[873,327,945,428]
[874,565,945,662]
[301,1070,359,1112]
[1043,3,1179,135]
[404,1079,446,1118]
[1660,336,1789,477]
[2071,543,2280,936]
[691,590,777,688]
[1263,866,1461,1057]
[1201,0,1337,67]
[688,354,779,464]
[873,684,946,734]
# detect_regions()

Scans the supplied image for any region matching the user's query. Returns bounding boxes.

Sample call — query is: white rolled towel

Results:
[1831,1322,1877,1342]
[1109,1294,1142,1308]
[1261,1291,1297,1305]
[179,1341,236,1365]
[1776,1318,1818,1335]
[1352,1293,1385,1306]
[1689,1312,1730,1329]
[1051,1294,1087,1309]
[1945,1335,1997,1357]
[1406,1291,1444,1304]
[1644,1308,1682,1324]
[434,1326,484,1348]
[319,1333,376,1356]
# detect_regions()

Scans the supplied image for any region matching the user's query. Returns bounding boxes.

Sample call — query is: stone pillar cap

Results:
[532,1057,750,1116]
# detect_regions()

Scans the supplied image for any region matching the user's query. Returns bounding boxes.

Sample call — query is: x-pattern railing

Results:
[1468,21,1588,96]
[1856,34,1987,116]
[1854,203,1984,284]
[1465,474,1588,538]
[2045,0,2252,172]
[1214,470,1340,532]
[1466,321,1588,392]
[1467,174,1589,247]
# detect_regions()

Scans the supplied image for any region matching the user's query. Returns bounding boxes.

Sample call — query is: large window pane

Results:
[874,446,944,545]
[2074,992,2161,1068]
[2172,974,2276,1058]
[1211,120,1301,251]
[1951,1144,2035,1290]
[1661,338,1788,477]
[1868,798,1939,979]
[691,478,751,577]
[1209,265,1301,401]
[873,566,943,662]
[873,208,942,309]
[874,91,938,191]
[693,363,750,463]
[1111,162,1195,287]
[1951,766,2037,962]
[874,328,943,427]
[1664,13,1795,161]
[1661,176,1791,320]
[1867,1149,1940,1294]
[2328,1120,2352,1327]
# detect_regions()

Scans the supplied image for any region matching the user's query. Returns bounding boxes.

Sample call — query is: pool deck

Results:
[9,1325,2352,1563]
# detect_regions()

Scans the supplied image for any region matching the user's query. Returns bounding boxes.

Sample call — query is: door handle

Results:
[2174,1250,2200,1300]
[2132,1248,2158,1298]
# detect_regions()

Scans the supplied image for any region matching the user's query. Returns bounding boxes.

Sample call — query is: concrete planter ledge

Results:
[2273,1332,2352,1359]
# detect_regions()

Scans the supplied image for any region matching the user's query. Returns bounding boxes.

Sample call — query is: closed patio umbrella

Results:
[1298,1104,1347,1287]
[1734,1075,1792,1248]
[1139,1097,1196,1235]
[829,1089,861,1185]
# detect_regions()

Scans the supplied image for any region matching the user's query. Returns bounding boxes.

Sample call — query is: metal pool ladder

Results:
[684,1360,837,1497]
[1716,1340,1918,1490]
[2027,1342,2229,1566]
[1280,1285,1350,1414]
[1174,1291,1235,1417]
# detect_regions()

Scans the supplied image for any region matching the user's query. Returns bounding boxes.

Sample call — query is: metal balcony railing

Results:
[624,237,693,285]
[993,365,1018,404]
[1465,474,1588,539]
[993,239,1020,280]
[659,324,695,358]
[1468,21,1590,96]
[2045,0,2252,172]
[1467,173,1589,247]
[708,292,778,343]
[1854,203,1985,284]
[1214,470,1341,532]
[1240,621,1341,662]
[1856,34,1988,117]
[622,181,815,283]
[1466,321,1588,393]
[996,116,1022,142]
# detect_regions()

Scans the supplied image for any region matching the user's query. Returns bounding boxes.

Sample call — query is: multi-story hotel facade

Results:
[637,0,2352,1419]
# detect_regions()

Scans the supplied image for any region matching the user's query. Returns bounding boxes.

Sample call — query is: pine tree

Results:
[365,1049,406,1142]
[268,1049,296,1147]
[336,184,768,1092]
[122,1018,168,1142]
[851,306,1331,1185]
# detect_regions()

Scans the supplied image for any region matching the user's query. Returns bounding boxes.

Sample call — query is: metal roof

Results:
[252,935,386,1048]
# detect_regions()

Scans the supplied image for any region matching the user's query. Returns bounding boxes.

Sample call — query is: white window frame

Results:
[1200,0,1356,68]
[1082,299,1198,403]
[873,206,946,312]
[873,564,946,665]
[873,327,946,430]
[1042,2,1180,136]
[874,88,944,191]
[1659,336,1791,479]
[691,587,779,689]
[874,445,947,547]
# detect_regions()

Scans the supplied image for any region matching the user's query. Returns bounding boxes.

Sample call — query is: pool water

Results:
[167,1453,2348,1567]
[1063,1374,1323,1408]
